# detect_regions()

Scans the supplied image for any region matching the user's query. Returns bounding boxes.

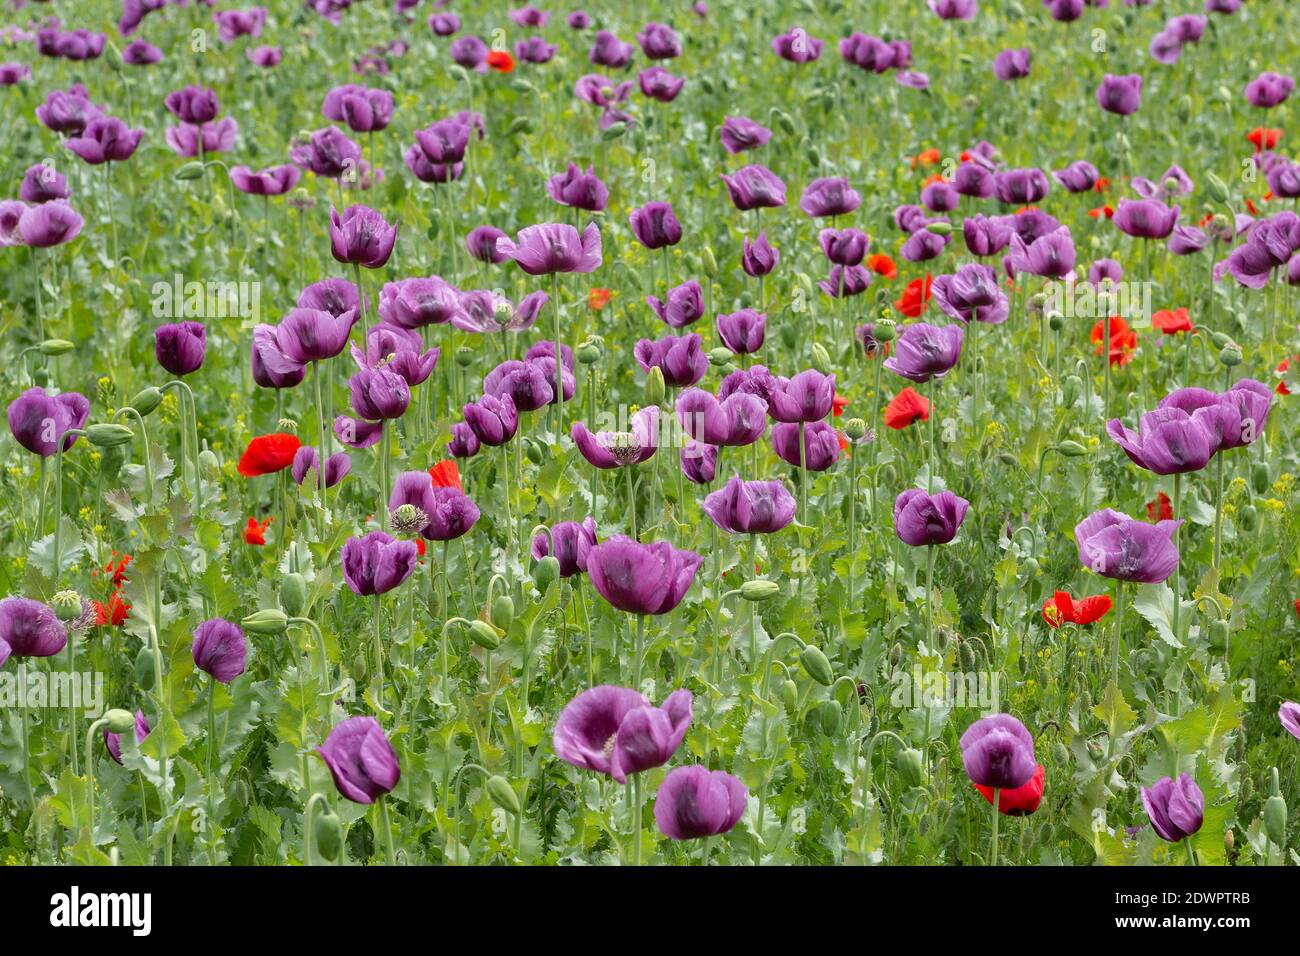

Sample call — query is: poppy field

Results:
[1,0,1299,871]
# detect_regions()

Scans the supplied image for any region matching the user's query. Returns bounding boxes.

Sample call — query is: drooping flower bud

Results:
[487,775,522,815]
[104,709,137,734]
[86,423,134,447]
[800,644,834,686]
[241,607,289,636]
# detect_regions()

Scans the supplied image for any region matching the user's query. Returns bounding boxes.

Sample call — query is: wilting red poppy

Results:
[866,253,897,280]
[894,274,933,318]
[1090,316,1137,366]
[1088,204,1114,220]
[1041,590,1112,628]
[589,287,612,310]
[414,538,427,558]
[243,516,272,545]
[94,550,132,586]
[832,394,849,417]
[1146,490,1173,521]
[1152,307,1192,335]
[1248,127,1282,151]
[93,588,130,627]
[884,387,930,429]
[237,433,302,477]
[835,430,850,453]
[1276,356,1297,395]
[974,763,1045,815]
[486,50,515,72]
[911,148,940,169]
[429,459,462,490]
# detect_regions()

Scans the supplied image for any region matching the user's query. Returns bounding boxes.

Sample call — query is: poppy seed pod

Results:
[469,619,503,649]
[1219,345,1242,366]
[313,805,343,861]
[1264,793,1287,846]
[645,366,666,406]
[533,555,561,590]
[130,387,163,416]
[800,644,835,686]
[896,748,924,787]
[491,595,515,630]
[40,339,75,356]
[281,573,308,616]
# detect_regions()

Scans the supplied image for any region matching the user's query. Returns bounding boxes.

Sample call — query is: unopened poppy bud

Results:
[51,590,83,621]
[699,74,715,95]
[774,110,795,135]
[1048,311,1065,331]
[1264,794,1287,846]
[810,343,833,374]
[844,417,868,441]
[352,652,367,682]
[491,594,515,630]
[1224,828,1235,852]
[1239,775,1254,805]
[86,423,134,447]
[1052,741,1070,767]
[601,121,628,140]
[241,608,288,635]
[104,709,137,734]
[1251,462,1270,495]
[1207,619,1229,652]
[740,579,781,602]
[818,699,842,735]
[644,366,666,406]
[134,646,155,691]
[1086,738,1105,761]
[576,339,602,364]
[1240,503,1258,530]
[532,555,560,591]
[525,440,544,465]
[925,220,952,237]
[797,272,815,299]
[198,447,220,477]
[896,748,924,787]
[1205,173,1230,204]
[779,322,799,348]
[131,387,163,416]
[505,116,533,136]
[174,161,205,181]
[1219,345,1242,367]
[469,619,502,649]
[780,679,798,713]
[313,805,343,861]
[997,452,1018,467]
[958,640,977,670]
[889,642,903,666]
[1055,440,1088,457]
[1022,556,1040,577]
[39,338,75,356]
[800,645,834,686]
[281,573,308,617]
[486,775,521,815]
[873,319,897,342]
[455,346,475,367]
[1063,374,1082,407]
[701,245,717,277]
[805,144,822,168]
[1208,330,1231,348]
[708,346,735,366]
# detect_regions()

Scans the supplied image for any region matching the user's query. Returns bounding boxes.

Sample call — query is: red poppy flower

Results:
[1041,590,1112,628]
[429,459,462,491]
[1152,307,1192,335]
[97,550,132,586]
[974,763,1045,816]
[1094,177,1111,193]
[866,253,897,280]
[1088,204,1114,220]
[486,50,515,72]
[237,433,302,477]
[1248,127,1282,151]
[243,516,272,545]
[884,387,930,429]
[589,287,612,310]
[911,148,940,169]
[832,394,849,417]
[1276,356,1297,395]
[414,538,427,558]
[1090,316,1137,367]
[923,172,947,188]
[836,430,850,453]
[1245,197,1259,216]
[1146,490,1174,521]
[93,588,131,627]
[894,274,933,318]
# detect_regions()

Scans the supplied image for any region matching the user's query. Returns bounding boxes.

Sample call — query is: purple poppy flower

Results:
[155,321,206,376]
[546,164,608,213]
[885,323,964,383]
[498,222,602,274]
[509,6,549,27]
[720,164,787,211]
[165,85,219,125]
[772,26,823,63]
[637,23,681,60]
[896,70,930,89]
[681,440,718,484]
[902,229,950,263]
[960,714,1037,790]
[465,226,508,264]
[292,446,351,488]
[1132,165,1194,201]
[341,531,419,596]
[246,45,280,67]
[291,126,361,178]
[575,74,635,108]
[717,365,778,404]
[274,308,359,364]
[587,538,702,617]
[553,685,693,783]
[17,201,84,247]
[317,716,401,805]
[702,477,796,534]
[1006,226,1077,279]
[0,598,68,658]
[857,323,890,359]
[995,168,1050,205]
[930,0,978,18]
[629,202,682,250]
[404,142,463,184]
[950,162,993,199]
[532,517,598,577]
[329,205,397,268]
[922,180,960,213]
[1053,160,1100,193]
[21,164,71,204]
[993,47,1030,80]
[932,264,1009,325]
[64,117,145,165]
[448,421,481,458]
[800,177,861,218]
[767,369,835,423]
[1279,701,1300,741]
[451,35,489,72]
[454,290,548,333]
[165,118,239,157]
[741,232,779,278]
[818,228,869,266]
[716,309,766,354]
[720,115,771,154]
[1113,198,1180,240]
[485,359,565,411]
[894,489,970,546]
[230,164,301,195]
[771,420,840,471]
[251,326,305,390]
[389,471,479,541]
[1164,225,1209,255]
[36,85,102,137]
[655,766,747,840]
[214,7,267,42]
[1106,406,1218,475]
[430,12,460,35]
[639,66,685,102]
[0,62,32,84]
[462,393,519,446]
[7,387,89,457]
[589,30,634,68]
[349,368,411,421]
[322,84,394,134]
[104,710,151,765]
[1089,259,1124,286]
[1142,774,1204,842]
[516,36,558,63]
[1246,72,1295,109]
[299,277,364,317]
[1075,509,1182,583]
[1097,73,1143,115]
[1045,0,1085,21]
[568,11,591,29]
[962,214,1015,257]
[635,333,707,388]
[572,406,660,468]
[379,277,462,329]
[647,279,704,328]
[191,618,247,684]
[676,389,767,446]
